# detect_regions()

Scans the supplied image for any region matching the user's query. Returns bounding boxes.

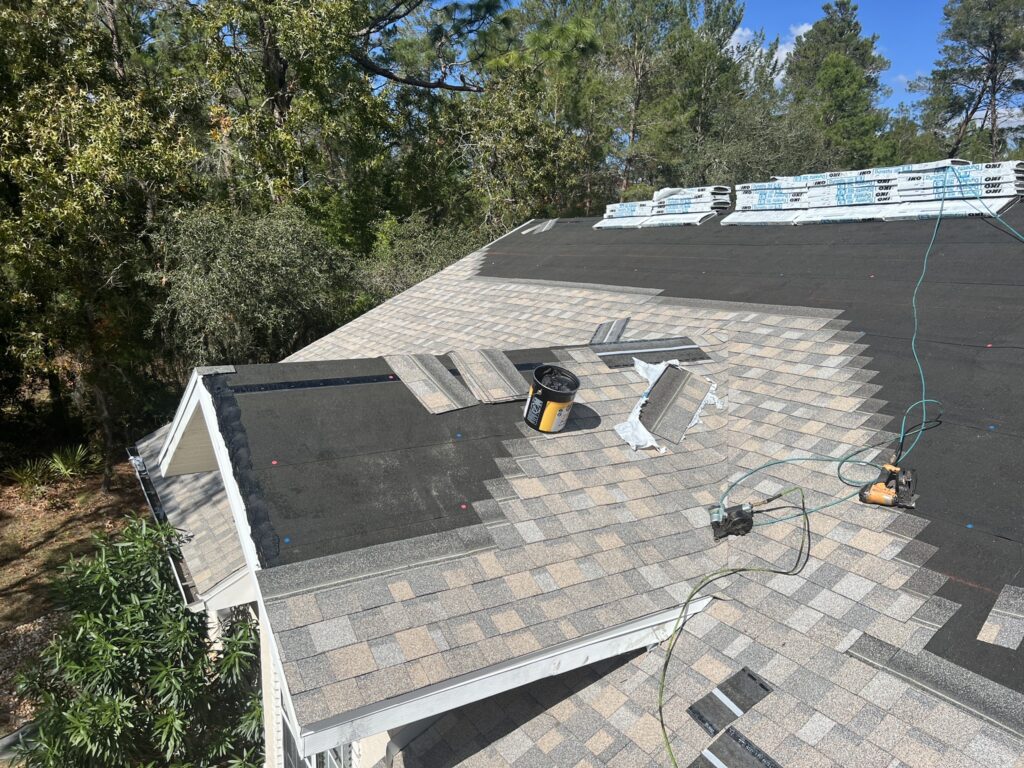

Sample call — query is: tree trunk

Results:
[47,370,69,438]
[97,0,127,81]
[92,382,116,492]
[258,14,291,127]
[948,87,986,158]
[621,90,641,197]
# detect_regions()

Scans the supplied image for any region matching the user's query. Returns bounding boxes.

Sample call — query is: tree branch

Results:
[356,0,425,37]
[349,51,484,92]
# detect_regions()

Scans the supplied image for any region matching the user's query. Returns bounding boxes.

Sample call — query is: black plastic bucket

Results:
[523,365,580,433]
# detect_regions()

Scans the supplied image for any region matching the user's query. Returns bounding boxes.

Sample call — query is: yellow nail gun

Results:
[859,462,916,508]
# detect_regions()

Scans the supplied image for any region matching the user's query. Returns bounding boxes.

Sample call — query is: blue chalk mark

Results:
[283,536,291,544]
[965,524,973,529]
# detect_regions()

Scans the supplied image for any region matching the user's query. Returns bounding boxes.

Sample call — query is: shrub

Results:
[3,458,53,496]
[357,213,495,304]
[15,519,263,767]
[155,204,348,368]
[46,444,100,480]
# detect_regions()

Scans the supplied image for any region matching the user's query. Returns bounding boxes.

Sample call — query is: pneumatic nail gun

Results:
[859,463,916,509]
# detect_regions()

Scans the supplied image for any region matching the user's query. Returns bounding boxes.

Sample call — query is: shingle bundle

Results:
[594,185,731,229]
[723,159,1023,226]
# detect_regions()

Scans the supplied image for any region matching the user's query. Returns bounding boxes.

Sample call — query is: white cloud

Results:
[729,21,812,86]
[774,22,813,70]
[729,26,756,50]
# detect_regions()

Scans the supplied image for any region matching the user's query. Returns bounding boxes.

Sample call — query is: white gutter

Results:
[301,597,712,756]
[127,446,200,609]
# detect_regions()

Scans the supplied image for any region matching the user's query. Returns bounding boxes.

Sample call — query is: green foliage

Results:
[914,0,1024,159]
[814,52,887,168]
[0,0,201,484]
[872,110,946,166]
[784,0,890,100]
[2,458,53,497]
[644,0,789,185]
[358,213,497,303]
[2,444,99,495]
[155,205,348,368]
[2,0,1020,480]
[46,444,101,480]
[782,1,891,169]
[15,519,263,767]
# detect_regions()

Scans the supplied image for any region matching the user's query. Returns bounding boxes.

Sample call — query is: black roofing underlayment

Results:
[481,207,1024,695]
[206,350,555,569]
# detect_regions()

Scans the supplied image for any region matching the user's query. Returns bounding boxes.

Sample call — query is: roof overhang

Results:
[160,368,307,729]
[300,596,712,756]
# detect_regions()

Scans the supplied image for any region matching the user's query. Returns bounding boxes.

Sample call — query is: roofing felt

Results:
[476,208,1024,694]
[268,331,737,728]
[205,350,554,569]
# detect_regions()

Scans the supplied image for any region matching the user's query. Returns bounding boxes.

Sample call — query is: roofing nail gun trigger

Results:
[859,463,916,509]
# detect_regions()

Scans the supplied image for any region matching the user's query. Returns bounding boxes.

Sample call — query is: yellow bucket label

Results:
[539,400,573,432]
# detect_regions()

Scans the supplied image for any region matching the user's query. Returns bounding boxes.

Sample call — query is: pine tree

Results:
[914,0,1024,159]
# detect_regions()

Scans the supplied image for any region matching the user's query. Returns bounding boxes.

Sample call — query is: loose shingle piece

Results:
[640,365,714,444]
[385,353,478,413]
[591,317,631,344]
[450,348,529,403]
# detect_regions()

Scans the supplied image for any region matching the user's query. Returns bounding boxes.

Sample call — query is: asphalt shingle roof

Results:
[148,212,1024,765]
[268,244,999,738]
[135,426,245,594]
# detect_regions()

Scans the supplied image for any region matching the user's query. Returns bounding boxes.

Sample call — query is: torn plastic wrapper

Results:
[614,358,721,452]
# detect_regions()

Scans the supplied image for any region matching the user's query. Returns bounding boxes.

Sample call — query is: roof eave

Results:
[300,596,712,756]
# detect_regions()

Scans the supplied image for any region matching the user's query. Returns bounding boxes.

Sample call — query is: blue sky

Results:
[736,1,946,108]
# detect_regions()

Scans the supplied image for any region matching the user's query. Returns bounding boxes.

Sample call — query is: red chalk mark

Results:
[933,570,1000,596]
[271,460,278,465]
[459,503,468,510]
[986,343,993,348]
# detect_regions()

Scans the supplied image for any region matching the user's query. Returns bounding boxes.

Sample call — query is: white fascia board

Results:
[198,565,257,612]
[158,366,235,477]
[194,381,263,575]
[300,596,713,756]
[157,369,203,474]
[191,379,303,733]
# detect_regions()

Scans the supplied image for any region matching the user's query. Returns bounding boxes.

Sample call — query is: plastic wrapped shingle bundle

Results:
[876,160,1022,221]
[594,185,731,229]
[722,159,1021,226]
